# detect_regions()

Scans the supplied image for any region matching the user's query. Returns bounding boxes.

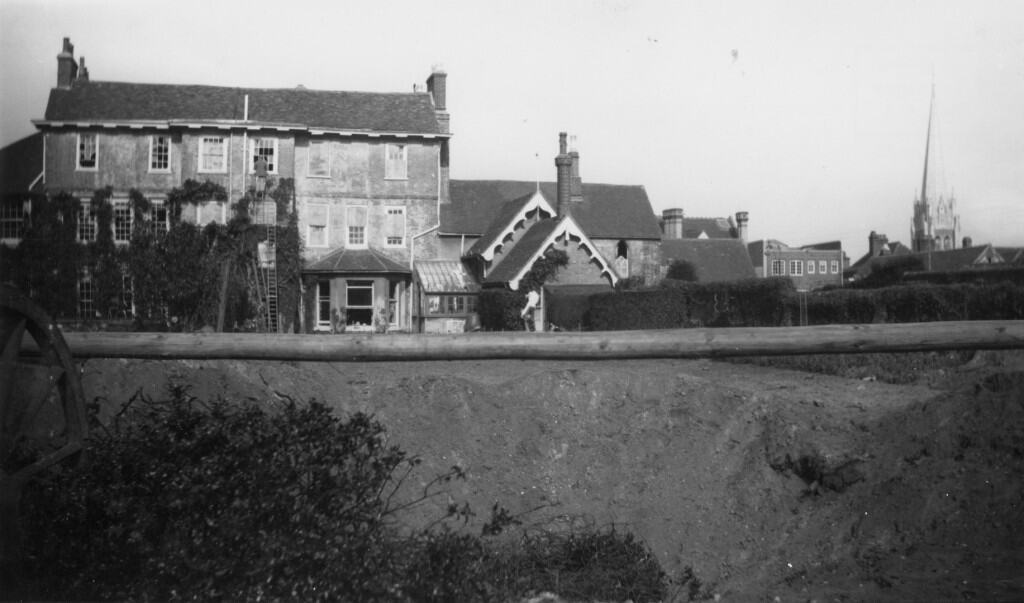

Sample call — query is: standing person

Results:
[520,289,540,331]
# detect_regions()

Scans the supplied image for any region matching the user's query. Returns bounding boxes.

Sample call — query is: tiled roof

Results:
[995,247,1024,265]
[0,133,44,195]
[683,217,736,239]
[444,180,662,240]
[304,247,410,274]
[415,260,479,293]
[464,192,537,257]
[850,244,1003,279]
[483,219,562,285]
[661,239,756,283]
[801,240,843,251]
[43,81,443,134]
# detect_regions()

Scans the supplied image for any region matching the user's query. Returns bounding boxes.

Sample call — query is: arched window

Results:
[616,240,628,259]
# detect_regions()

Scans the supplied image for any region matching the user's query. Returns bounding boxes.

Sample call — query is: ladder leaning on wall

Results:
[257,198,279,333]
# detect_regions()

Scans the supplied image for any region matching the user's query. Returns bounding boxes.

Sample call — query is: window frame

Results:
[830,260,839,274]
[113,200,132,244]
[426,294,478,316]
[384,206,406,247]
[770,259,785,276]
[345,280,375,330]
[77,270,94,318]
[307,140,331,178]
[77,205,97,242]
[346,205,367,249]
[807,260,816,274]
[250,137,279,175]
[384,143,408,180]
[149,134,171,173]
[789,260,804,276]
[819,260,828,274]
[0,201,25,242]
[307,203,329,248]
[198,136,228,174]
[77,132,98,171]
[317,280,332,330]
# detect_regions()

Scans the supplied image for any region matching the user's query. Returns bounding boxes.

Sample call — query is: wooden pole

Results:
[41,320,1024,362]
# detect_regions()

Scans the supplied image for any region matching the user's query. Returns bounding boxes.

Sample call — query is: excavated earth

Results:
[80,350,1024,602]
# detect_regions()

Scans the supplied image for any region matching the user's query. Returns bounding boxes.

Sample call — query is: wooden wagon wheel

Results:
[0,284,88,572]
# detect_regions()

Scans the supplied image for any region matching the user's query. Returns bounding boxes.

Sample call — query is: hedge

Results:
[587,278,796,330]
[796,282,1024,325]
[584,279,1024,331]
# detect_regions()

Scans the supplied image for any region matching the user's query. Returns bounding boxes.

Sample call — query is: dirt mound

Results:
[79,352,1024,600]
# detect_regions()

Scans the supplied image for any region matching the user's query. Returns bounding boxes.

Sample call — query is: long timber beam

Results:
[44,320,1024,361]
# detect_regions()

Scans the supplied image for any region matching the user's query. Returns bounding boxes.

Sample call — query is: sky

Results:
[1,0,1022,260]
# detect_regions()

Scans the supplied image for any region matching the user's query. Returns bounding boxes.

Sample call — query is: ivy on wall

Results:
[0,179,303,332]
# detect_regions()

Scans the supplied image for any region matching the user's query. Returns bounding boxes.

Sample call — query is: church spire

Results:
[920,83,935,206]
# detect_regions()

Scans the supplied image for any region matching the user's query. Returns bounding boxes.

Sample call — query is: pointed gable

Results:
[484,215,618,290]
[464,190,555,260]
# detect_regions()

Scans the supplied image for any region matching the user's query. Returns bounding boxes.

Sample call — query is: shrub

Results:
[666,259,698,282]
[13,388,673,602]
[16,388,459,601]
[478,288,527,331]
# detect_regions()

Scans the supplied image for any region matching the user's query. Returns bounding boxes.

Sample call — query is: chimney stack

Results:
[735,211,749,242]
[962,236,973,248]
[569,136,583,204]
[77,56,89,82]
[662,208,684,239]
[426,67,447,111]
[555,132,572,216]
[426,66,450,203]
[868,231,889,256]
[57,37,78,89]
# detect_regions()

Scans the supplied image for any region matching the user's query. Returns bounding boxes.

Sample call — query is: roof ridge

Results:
[69,80,428,97]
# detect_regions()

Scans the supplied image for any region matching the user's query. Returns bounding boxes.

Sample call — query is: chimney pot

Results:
[662,208,684,239]
[734,211,749,242]
[56,37,78,89]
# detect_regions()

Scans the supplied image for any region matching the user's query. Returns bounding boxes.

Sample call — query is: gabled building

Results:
[24,38,451,332]
[440,133,662,330]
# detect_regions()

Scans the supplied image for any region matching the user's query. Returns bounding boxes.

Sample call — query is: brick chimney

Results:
[57,37,78,89]
[962,236,972,248]
[569,136,583,205]
[77,57,89,82]
[426,66,450,203]
[662,208,684,239]
[554,132,572,216]
[868,231,889,256]
[735,211,749,242]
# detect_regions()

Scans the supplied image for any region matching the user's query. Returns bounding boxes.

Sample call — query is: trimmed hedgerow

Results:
[797,282,1024,324]
[587,278,795,330]
[12,388,673,602]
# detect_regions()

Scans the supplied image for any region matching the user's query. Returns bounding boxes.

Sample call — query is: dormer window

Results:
[385,143,407,180]
[77,133,97,170]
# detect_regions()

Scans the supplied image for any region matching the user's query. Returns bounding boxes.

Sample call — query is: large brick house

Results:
[16,38,450,332]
